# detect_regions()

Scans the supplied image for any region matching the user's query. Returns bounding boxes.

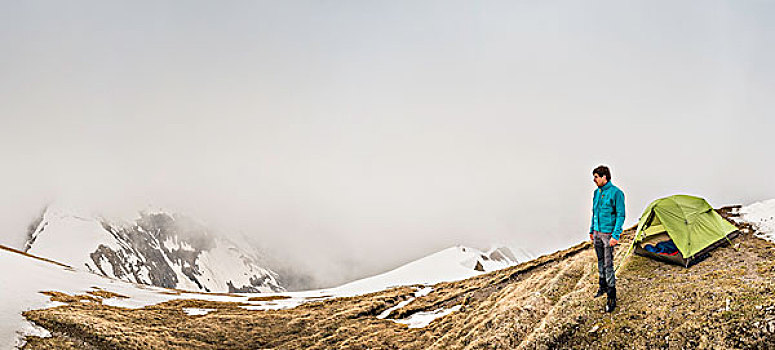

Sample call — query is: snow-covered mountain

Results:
[332,245,533,294]
[24,205,284,294]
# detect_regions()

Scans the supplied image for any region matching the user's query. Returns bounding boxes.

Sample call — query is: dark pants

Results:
[593,231,615,288]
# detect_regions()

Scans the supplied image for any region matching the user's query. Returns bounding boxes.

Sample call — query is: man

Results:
[589,165,625,313]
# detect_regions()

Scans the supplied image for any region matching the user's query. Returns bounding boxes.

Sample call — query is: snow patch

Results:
[393,305,463,328]
[14,320,51,348]
[163,237,195,252]
[376,286,449,325]
[377,286,434,320]
[739,199,775,243]
[414,287,433,298]
[377,299,415,320]
[43,301,68,309]
[183,308,214,316]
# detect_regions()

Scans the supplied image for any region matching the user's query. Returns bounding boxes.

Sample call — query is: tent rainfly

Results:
[630,195,739,267]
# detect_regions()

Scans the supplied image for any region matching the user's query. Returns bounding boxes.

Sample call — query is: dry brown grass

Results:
[526,223,775,349]
[21,219,775,349]
[86,289,129,300]
[303,295,332,299]
[22,333,95,350]
[157,290,182,295]
[147,299,250,310]
[40,291,101,304]
[39,288,130,305]
[0,244,71,269]
[247,295,291,302]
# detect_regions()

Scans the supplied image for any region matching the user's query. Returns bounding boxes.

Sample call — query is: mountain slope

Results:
[25,205,283,293]
[19,204,775,349]
[332,245,531,295]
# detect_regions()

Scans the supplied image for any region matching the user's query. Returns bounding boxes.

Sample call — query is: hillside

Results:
[329,245,531,295]
[19,205,775,349]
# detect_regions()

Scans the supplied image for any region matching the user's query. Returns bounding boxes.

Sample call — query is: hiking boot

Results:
[594,277,607,298]
[605,287,617,313]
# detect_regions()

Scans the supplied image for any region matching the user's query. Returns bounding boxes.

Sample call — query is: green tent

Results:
[631,195,739,267]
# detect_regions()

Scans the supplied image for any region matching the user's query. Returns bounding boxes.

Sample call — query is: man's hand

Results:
[609,238,618,247]
[589,233,594,242]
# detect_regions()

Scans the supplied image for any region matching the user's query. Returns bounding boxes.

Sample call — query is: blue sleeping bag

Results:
[644,240,679,255]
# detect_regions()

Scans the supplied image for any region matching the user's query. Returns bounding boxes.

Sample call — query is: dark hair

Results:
[593,165,611,181]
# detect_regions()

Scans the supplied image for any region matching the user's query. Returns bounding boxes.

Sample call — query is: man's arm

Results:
[590,192,596,240]
[612,190,626,241]
[590,214,595,235]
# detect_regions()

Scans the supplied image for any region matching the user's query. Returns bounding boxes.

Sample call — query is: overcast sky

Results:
[1,1,773,287]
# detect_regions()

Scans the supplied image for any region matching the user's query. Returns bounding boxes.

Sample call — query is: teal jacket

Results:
[590,181,626,240]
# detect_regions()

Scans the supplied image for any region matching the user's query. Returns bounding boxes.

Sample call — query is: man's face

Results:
[593,173,608,187]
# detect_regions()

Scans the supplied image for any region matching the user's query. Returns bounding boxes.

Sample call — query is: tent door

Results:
[634,232,689,266]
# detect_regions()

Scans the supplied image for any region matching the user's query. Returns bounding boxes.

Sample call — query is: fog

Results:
[1,1,773,288]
